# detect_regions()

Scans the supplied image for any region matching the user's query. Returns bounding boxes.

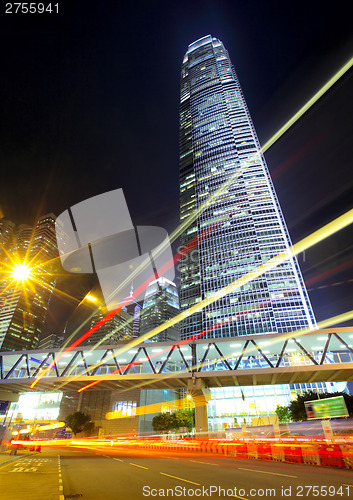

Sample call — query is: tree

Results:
[288,391,353,422]
[275,404,291,423]
[66,411,92,435]
[172,409,194,431]
[152,409,194,433]
[83,421,95,436]
[152,412,172,432]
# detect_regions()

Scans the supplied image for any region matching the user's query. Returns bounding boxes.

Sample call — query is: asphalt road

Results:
[0,446,352,499]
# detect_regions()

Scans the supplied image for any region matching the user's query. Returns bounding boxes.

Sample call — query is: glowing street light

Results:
[85,293,97,303]
[11,263,32,282]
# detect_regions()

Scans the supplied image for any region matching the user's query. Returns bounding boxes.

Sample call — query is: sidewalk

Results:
[0,447,39,467]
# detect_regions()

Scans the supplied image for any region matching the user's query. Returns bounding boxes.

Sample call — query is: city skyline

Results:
[1,4,353,496]
[0,1,352,332]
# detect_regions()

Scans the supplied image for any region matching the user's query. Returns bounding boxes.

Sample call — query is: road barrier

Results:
[302,442,320,466]
[117,436,353,469]
[318,444,344,468]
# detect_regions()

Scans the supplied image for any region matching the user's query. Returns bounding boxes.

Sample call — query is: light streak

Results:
[260,57,353,152]
[305,258,353,286]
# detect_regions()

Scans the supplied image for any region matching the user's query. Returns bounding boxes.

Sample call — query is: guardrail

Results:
[109,437,353,469]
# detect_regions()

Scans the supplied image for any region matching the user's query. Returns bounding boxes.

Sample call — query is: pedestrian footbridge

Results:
[1,327,353,393]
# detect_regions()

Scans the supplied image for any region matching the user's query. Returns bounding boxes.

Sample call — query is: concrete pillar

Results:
[187,378,211,438]
[77,391,83,412]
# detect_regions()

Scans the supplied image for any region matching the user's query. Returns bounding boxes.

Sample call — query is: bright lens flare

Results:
[85,294,97,302]
[11,264,32,281]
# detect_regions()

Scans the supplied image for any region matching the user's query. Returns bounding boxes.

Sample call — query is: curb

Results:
[0,451,39,469]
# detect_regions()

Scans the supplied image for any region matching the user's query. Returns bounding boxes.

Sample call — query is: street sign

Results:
[0,400,10,415]
[305,396,348,419]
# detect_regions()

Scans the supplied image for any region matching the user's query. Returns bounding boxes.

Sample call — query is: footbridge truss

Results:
[1,327,353,393]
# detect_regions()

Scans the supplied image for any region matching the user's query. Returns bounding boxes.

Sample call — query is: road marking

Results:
[58,454,64,499]
[238,467,297,478]
[344,484,353,488]
[160,472,200,485]
[113,458,124,462]
[8,466,39,472]
[189,460,219,466]
[129,463,148,469]
[103,455,111,458]
[229,495,248,500]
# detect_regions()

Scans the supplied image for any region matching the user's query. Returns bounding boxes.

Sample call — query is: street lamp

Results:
[186,393,194,434]
[85,293,98,303]
[10,263,32,282]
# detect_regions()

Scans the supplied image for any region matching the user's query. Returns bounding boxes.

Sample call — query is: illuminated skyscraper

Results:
[179,36,316,341]
[86,306,133,346]
[0,219,15,249]
[0,213,59,351]
[140,277,180,342]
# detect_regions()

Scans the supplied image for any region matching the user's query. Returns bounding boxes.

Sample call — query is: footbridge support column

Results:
[187,378,211,439]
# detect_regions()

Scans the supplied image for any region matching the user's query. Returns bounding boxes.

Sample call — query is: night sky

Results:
[1,0,352,331]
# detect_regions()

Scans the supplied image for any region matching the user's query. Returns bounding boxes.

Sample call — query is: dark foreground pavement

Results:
[1,445,352,499]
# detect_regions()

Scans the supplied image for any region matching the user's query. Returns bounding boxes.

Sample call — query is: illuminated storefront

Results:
[7,391,63,423]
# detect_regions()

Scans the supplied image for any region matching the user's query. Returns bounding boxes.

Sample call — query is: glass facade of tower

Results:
[86,307,133,346]
[140,277,180,342]
[0,214,59,350]
[179,36,316,341]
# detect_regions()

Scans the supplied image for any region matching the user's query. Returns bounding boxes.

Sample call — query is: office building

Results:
[179,35,316,341]
[38,333,64,350]
[140,277,180,342]
[0,213,59,350]
[179,36,336,427]
[0,219,15,249]
[121,287,142,338]
[85,306,133,346]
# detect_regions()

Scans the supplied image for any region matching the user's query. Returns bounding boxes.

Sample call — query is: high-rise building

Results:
[0,219,15,249]
[179,35,316,341]
[178,36,330,427]
[121,287,142,339]
[85,306,133,346]
[140,277,180,342]
[38,333,64,350]
[0,213,59,351]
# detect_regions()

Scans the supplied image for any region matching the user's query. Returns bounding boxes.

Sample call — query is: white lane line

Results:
[102,455,111,458]
[238,467,297,478]
[189,460,219,466]
[160,472,200,485]
[113,458,124,462]
[129,463,149,470]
